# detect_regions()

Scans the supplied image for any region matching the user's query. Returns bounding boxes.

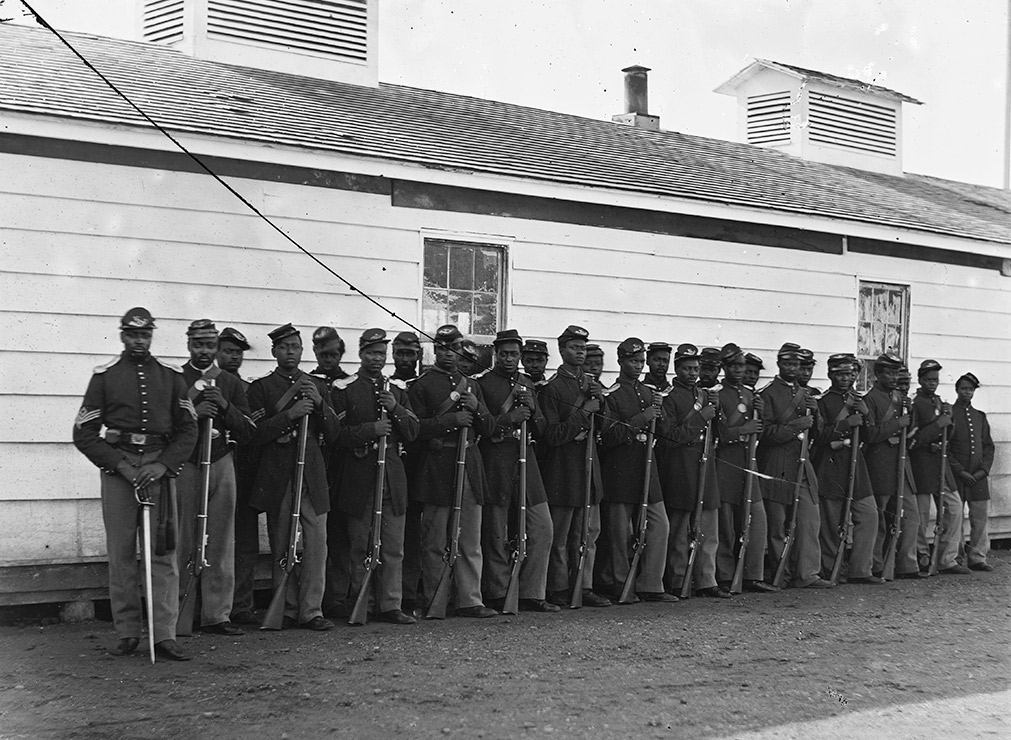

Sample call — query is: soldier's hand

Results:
[941,402,952,415]
[115,460,139,481]
[740,419,762,436]
[460,390,479,412]
[202,386,228,410]
[134,462,168,488]
[587,377,604,401]
[847,413,863,428]
[897,414,911,429]
[377,389,397,411]
[373,419,393,437]
[641,405,659,423]
[936,413,952,429]
[804,395,818,411]
[794,415,814,431]
[650,391,665,407]
[453,410,474,428]
[515,388,534,409]
[753,396,765,413]
[582,398,601,414]
[287,398,315,421]
[194,400,218,419]
[855,399,869,416]
[299,378,323,407]
[699,405,716,422]
[510,405,532,423]
[959,471,976,487]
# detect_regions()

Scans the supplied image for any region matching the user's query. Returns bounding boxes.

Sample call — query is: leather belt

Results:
[106,430,168,446]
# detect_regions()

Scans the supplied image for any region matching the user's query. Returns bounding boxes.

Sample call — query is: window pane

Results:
[449,291,472,334]
[474,248,500,292]
[857,321,873,357]
[884,324,901,356]
[422,287,448,331]
[472,291,498,336]
[424,241,448,288]
[448,246,475,290]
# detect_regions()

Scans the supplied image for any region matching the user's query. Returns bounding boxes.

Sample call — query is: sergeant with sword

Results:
[332,329,420,625]
[73,307,198,661]
[176,319,255,636]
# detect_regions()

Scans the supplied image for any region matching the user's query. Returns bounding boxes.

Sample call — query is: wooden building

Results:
[1,2,1008,605]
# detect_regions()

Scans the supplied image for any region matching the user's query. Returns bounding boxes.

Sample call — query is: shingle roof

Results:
[2,24,1008,245]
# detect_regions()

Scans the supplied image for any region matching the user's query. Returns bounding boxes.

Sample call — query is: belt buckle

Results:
[128,433,146,445]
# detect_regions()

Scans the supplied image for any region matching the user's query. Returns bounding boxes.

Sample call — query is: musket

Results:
[426,385,469,619]
[828,417,861,585]
[730,406,761,594]
[136,484,156,664]
[177,407,215,635]
[619,413,658,604]
[928,407,951,576]
[881,393,909,581]
[350,377,390,626]
[681,393,715,599]
[502,417,529,615]
[569,378,600,609]
[772,394,812,588]
[261,409,311,630]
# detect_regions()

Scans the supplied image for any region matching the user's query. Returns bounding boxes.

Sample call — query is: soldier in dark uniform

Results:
[908,360,962,574]
[215,328,264,626]
[392,331,422,383]
[714,344,776,593]
[521,339,550,386]
[743,353,764,390]
[176,320,255,635]
[658,344,725,597]
[331,329,421,624]
[697,347,722,389]
[758,343,831,588]
[247,324,340,630]
[538,326,611,608]
[475,329,560,613]
[949,373,994,572]
[797,349,822,395]
[643,342,672,392]
[409,325,497,618]
[458,339,483,377]
[862,352,921,579]
[598,338,675,602]
[812,353,880,583]
[73,307,198,660]
[583,343,605,383]
[311,326,350,383]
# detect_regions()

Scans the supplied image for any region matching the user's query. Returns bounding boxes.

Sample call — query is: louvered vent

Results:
[207,0,369,64]
[746,91,791,145]
[143,0,184,44]
[808,92,896,157]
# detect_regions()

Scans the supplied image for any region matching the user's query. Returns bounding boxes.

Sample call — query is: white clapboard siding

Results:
[913,304,1011,341]
[0,499,106,561]
[0,443,98,501]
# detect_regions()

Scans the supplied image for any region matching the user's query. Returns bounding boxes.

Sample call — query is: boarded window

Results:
[422,239,506,349]
[856,281,909,392]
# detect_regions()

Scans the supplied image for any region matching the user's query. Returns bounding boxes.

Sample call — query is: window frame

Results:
[855,279,910,392]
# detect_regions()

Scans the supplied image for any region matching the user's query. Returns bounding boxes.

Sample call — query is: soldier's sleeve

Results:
[539,381,591,447]
[248,379,296,445]
[761,387,802,446]
[334,386,377,448]
[527,379,548,440]
[221,374,255,445]
[978,412,994,477]
[910,399,944,448]
[661,394,706,446]
[72,373,123,473]
[390,386,420,443]
[863,392,901,445]
[158,372,199,475]
[470,382,494,439]
[600,390,639,447]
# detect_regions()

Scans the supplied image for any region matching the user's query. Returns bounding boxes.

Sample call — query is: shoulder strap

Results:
[432,376,469,417]
[272,373,305,415]
[777,385,805,424]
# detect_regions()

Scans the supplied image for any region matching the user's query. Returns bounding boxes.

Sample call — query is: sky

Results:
[5,0,1010,188]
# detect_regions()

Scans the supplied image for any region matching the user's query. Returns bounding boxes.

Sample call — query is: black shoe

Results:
[848,576,885,585]
[281,616,298,630]
[697,586,732,599]
[941,565,972,575]
[323,601,352,620]
[300,616,335,631]
[637,592,679,603]
[230,611,260,626]
[109,637,139,656]
[202,622,245,636]
[897,571,929,579]
[803,578,835,589]
[154,639,191,661]
[743,580,780,593]
[485,597,506,612]
[378,609,417,625]
[583,590,613,607]
[456,605,499,618]
[519,598,562,613]
[969,562,994,572]
[546,591,569,607]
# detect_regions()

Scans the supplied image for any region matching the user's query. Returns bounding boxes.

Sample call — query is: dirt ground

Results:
[1,552,1008,740]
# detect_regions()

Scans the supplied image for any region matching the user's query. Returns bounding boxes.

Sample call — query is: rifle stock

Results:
[928,422,950,576]
[881,395,909,581]
[261,411,310,630]
[350,377,390,626]
[772,403,812,589]
[426,424,468,619]
[569,414,595,609]
[681,413,714,599]
[502,418,529,615]
[177,415,214,635]
[829,423,861,585]
[730,410,760,594]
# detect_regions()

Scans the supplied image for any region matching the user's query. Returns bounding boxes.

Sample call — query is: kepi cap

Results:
[647,342,672,356]
[719,343,744,366]
[522,339,549,356]
[392,331,421,351]
[673,343,699,364]
[219,327,250,351]
[616,337,645,360]
[460,339,479,362]
[434,324,463,345]
[699,347,722,367]
[957,372,981,389]
[918,359,942,377]
[312,326,344,351]
[827,353,857,373]
[268,323,300,345]
[493,329,524,348]
[873,352,904,371]
[120,307,156,331]
[744,353,764,370]
[557,325,590,345]
[186,318,218,339]
[777,343,802,361]
[359,328,389,350]
[797,348,816,366]
[584,343,604,358]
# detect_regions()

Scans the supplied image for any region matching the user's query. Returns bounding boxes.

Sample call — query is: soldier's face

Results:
[875,366,898,391]
[920,370,939,394]
[559,340,585,368]
[522,352,547,377]
[778,359,800,381]
[121,329,153,360]
[743,365,761,387]
[272,336,303,371]
[619,353,644,381]
[829,369,854,393]
[584,355,604,379]
[188,336,218,370]
[675,359,700,384]
[392,346,419,373]
[699,364,720,385]
[314,339,344,374]
[216,342,244,373]
[724,359,746,384]
[797,364,814,386]
[360,345,387,376]
[494,343,522,374]
[896,376,911,395]
[457,356,478,376]
[647,352,670,377]
[955,380,976,404]
[434,340,460,372]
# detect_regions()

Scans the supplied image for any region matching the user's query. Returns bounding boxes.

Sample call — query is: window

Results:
[422,239,506,343]
[856,281,909,392]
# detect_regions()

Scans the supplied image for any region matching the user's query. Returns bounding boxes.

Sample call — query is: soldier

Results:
[331,329,421,624]
[73,307,198,660]
[643,342,672,392]
[311,326,350,383]
[538,325,611,608]
[896,366,913,396]
[392,331,422,383]
[743,353,764,390]
[521,339,550,387]
[583,343,605,382]
[758,343,831,589]
[908,360,963,575]
[797,349,822,395]
[658,344,726,597]
[457,339,484,377]
[247,324,340,630]
[812,354,880,584]
[176,320,255,635]
[697,347,722,389]
[949,373,994,572]
[714,344,777,593]
[598,338,675,602]
[215,328,264,626]
[409,325,497,618]
[476,329,560,613]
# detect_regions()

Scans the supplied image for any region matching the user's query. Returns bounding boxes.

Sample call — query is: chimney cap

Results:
[621,64,651,74]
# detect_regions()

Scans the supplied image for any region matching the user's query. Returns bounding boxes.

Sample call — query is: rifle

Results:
[619,414,658,604]
[502,418,529,615]
[426,388,469,620]
[569,413,597,609]
[261,410,311,630]
[350,377,390,626]
[828,422,861,585]
[136,484,156,664]
[881,393,909,581]
[177,411,214,635]
[681,398,715,599]
[928,416,951,576]
[772,398,812,588]
[730,407,761,594]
